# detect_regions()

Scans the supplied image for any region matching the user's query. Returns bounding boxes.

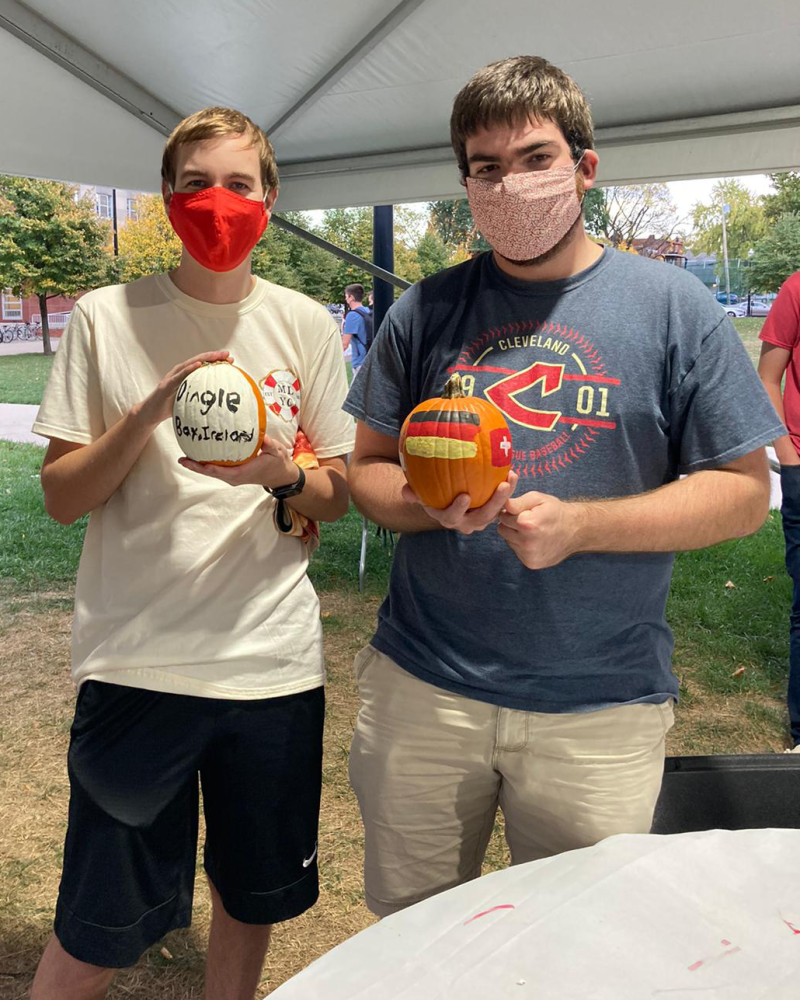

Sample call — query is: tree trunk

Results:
[39,293,52,356]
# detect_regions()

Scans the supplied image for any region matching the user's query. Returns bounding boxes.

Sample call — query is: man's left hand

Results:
[497,491,587,570]
[178,434,299,489]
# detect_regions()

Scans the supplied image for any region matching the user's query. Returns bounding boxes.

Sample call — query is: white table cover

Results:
[270,829,800,999]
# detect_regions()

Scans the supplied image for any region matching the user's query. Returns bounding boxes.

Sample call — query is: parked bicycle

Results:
[14,320,42,340]
[0,320,43,342]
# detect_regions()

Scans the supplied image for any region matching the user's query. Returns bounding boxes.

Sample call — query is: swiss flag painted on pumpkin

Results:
[490,428,513,467]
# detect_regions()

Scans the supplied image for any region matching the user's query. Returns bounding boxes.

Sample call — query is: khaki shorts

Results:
[349,646,674,917]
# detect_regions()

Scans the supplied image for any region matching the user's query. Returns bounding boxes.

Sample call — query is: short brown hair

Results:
[450,56,594,177]
[345,283,364,301]
[161,106,279,194]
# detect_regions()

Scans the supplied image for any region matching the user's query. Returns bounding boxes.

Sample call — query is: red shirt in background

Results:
[760,272,800,457]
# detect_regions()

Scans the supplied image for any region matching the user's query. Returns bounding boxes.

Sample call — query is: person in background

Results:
[758,269,800,751]
[342,283,370,377]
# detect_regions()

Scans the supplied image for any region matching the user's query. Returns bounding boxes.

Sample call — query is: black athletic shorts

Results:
[54,680,324,968]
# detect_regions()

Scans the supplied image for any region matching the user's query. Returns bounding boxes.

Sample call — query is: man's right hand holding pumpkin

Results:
[401,474,517,535]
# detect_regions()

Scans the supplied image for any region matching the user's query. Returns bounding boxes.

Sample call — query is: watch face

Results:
[271,465,305,499]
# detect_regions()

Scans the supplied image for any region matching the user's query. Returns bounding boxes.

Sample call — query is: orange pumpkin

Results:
[399,373,513,509]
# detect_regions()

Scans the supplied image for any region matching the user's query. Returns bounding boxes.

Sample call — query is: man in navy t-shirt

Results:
[343,55,782,919]
[343,283,369,375]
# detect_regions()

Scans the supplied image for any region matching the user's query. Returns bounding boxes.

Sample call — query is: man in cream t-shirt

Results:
[29,107,354,1000]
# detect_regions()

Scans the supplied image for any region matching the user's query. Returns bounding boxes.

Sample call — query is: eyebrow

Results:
[467,141,558,164]
[178,169,257,183]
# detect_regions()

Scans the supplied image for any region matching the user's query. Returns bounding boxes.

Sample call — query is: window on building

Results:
[2,290,23,320]
[96,192,112,219]
[126,197,139,221]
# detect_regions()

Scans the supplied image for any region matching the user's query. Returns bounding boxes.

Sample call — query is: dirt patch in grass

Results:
[0,587,790,997]
[0,591,379,998]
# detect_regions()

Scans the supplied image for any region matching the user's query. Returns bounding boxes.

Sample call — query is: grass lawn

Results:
[0,353,55,405]
[731,316,765,366]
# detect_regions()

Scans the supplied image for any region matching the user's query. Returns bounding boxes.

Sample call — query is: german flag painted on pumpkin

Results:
[404,410,481,460]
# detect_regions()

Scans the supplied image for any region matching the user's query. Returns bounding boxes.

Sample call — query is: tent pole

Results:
[373,206,395,331]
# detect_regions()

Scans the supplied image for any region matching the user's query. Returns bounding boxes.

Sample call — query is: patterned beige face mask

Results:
[466,154,585,263]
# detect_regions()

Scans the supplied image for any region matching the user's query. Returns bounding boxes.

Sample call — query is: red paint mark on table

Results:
[464,904,516,926]
[783,919,800,935]
[688,941,741,972]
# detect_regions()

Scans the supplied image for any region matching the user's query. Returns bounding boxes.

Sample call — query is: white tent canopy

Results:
[1,0,799,210]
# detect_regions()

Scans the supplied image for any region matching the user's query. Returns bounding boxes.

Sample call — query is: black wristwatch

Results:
[266,464,306,500]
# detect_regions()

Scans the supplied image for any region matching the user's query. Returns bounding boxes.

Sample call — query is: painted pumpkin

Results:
[399,373,513,509]
[173,360,266,466]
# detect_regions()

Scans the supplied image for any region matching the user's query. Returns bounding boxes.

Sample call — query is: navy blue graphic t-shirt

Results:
[343,248,783,712]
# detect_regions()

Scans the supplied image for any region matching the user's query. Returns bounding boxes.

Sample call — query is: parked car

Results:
[721,298,773,318]
[749,297,773,317]
[716,292,739,304]
[723,302,748,317]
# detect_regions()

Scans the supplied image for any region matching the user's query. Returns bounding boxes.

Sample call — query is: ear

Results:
[162,178,172,214]
[264,188,279,220]
[578,149,599,190]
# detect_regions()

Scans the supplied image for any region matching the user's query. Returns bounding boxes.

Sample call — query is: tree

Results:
[586,184,682,247]
[748,213,800,293]
[117,194,181,282]
[416,226,450,277]
[429,198,490,255]
[690,179,767,261]
[582,187,610,239]
[763,171,800,225]
[252,212,336,301]
[0,176,115,354]
[317,206,424,303]
[392,206,423,287]
[318,207,374,302]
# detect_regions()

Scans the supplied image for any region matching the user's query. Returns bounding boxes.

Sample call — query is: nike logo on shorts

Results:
[303,844,318,868]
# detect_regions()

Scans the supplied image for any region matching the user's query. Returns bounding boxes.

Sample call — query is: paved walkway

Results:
[0,336,59,443]
[0,335,60,356]
[0,403,44,444]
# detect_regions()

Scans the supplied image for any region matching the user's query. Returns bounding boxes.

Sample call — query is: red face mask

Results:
[168,187,268,272]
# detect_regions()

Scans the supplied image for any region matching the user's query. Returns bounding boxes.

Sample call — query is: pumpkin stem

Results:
[442,373,466,399]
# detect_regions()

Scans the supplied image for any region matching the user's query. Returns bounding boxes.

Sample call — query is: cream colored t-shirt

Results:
[34,273,355,698]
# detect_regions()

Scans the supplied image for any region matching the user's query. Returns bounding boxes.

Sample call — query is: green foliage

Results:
[763,171,800,224]
[416,227,450,277]
[0,176,115,299]
[117,194,180,281]
[253,212,337,301]
[0,354,54,404]
[749,213,800,293]
[429,198,489,254]
[0,177,115,353]
[690,179,767,261]
[582,187,610,238]
[318,207,375,302]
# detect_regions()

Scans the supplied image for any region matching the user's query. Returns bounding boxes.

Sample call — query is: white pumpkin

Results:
[173,361,266,466]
